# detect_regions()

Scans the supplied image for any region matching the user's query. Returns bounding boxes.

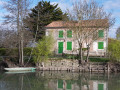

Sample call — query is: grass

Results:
[49,55,110,62]
[89,57,110,62]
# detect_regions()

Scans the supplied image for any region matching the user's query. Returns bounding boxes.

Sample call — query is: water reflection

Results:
[0,71,120,90]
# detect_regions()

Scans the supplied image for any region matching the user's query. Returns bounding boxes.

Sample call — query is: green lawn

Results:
[89,57,110,62]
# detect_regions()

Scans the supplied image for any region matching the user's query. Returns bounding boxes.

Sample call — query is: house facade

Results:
[45,19,108,56]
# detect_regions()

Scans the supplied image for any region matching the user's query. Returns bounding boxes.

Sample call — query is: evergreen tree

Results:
[24,0,67,40]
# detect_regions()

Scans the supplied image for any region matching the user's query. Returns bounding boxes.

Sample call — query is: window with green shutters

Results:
[66,80,72,89]
[98,84,104,90]
[58,42,63,53]
[67,30,72,38]
[98,30,104,37]
[58,80,63,89]
[98,42,104,49]
[59,31,63,38]
[67,42,72,50]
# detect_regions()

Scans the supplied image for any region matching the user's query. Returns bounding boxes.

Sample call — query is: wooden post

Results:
[107,63,110,72]
[89,63,91,72]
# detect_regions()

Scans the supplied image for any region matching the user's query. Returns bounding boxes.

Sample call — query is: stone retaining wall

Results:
[37,59,108,72]
[37,59,79,71]
[37,59,120,73]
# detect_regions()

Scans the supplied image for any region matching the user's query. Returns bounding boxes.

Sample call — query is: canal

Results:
[0,71,120,90]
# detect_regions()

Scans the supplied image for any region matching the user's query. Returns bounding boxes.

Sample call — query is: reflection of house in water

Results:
[46,79,79,90]
[43,72,108,90]
[57,80,79,90]
[47,79,107,90]
[93,81,107,90]
[82,81,107,90]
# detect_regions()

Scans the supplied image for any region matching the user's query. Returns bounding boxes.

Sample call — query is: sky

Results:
[0,0,120,38]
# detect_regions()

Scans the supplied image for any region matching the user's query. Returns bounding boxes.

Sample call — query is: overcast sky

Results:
[0,0,120,38]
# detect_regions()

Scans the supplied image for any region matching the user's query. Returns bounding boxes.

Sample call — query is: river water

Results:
[0,71,120,90]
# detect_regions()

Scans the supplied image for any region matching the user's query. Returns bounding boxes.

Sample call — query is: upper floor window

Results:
[98,30,104,37]
[67,30,72,38]
[59,31,63,38]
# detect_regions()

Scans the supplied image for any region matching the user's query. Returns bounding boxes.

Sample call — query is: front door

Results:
[58,42,63,54]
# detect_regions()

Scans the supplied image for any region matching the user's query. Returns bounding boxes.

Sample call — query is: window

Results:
[98,84,104,90]
[58,80,63,89]
[98,30,104,37]
[98,42,104,49]
[67,30,72,38]
[67,42,72,50]
[58,42,63,53]
[59,31,63,38]
[66,80,72,89]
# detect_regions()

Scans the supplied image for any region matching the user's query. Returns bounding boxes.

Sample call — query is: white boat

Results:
[4,67,36,72]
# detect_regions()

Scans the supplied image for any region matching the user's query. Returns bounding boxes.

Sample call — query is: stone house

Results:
[45,19,108,56]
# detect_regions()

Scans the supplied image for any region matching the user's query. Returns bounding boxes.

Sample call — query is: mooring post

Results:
[89,63,91,72]
[107,63,110,72]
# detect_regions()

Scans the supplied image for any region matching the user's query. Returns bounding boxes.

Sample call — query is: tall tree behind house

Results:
[24,0,68,40]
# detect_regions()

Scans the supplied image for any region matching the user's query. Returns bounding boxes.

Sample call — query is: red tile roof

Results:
[46,19,109,28]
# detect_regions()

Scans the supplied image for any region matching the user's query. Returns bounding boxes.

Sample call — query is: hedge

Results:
[0,47,32,56]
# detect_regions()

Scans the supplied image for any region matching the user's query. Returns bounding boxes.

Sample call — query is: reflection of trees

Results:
[76,73,90,90]
[0,74,21,90]
[0,73,50,90]
[108,73,120,90]
[1,72,120,90]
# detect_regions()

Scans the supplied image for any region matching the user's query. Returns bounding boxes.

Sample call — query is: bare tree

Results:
[0,29,33,48]
[3,0,31,66]
[66,0,114,63]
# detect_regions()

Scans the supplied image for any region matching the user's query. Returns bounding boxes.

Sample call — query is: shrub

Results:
[24,47,32,56]
[0,48,7,56]
[32,35,54,63]
[108,39,120,62]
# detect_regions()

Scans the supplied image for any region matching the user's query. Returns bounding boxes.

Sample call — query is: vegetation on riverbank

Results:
[32,35,54,64]
[108,38,120,62]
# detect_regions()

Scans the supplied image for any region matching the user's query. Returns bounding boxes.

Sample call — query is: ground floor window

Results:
[58,42,63,53]
[58,80,63,88]
[98,84,104,90]
[67,42,72,50]
[98,42,104,49]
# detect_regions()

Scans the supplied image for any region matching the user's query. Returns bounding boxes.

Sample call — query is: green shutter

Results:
[67,42,72,50]
[59,31,63,38]
[98,84,104,90]
[66,80,72,89]
[58,80,63,89]
[67,30,72,38]
[58,42,63,53]
[98,42,104,49]
[98,30,104,37]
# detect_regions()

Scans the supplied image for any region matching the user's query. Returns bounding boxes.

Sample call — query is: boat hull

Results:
[4,67,36,72]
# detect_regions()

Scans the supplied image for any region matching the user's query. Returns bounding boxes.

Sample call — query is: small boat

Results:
[4,67,36,72]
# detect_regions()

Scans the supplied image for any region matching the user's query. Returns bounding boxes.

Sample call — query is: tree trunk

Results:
[21,32,24,66]
[79,43,83,64]
[86,45,90,62]
[17,0,21,65]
